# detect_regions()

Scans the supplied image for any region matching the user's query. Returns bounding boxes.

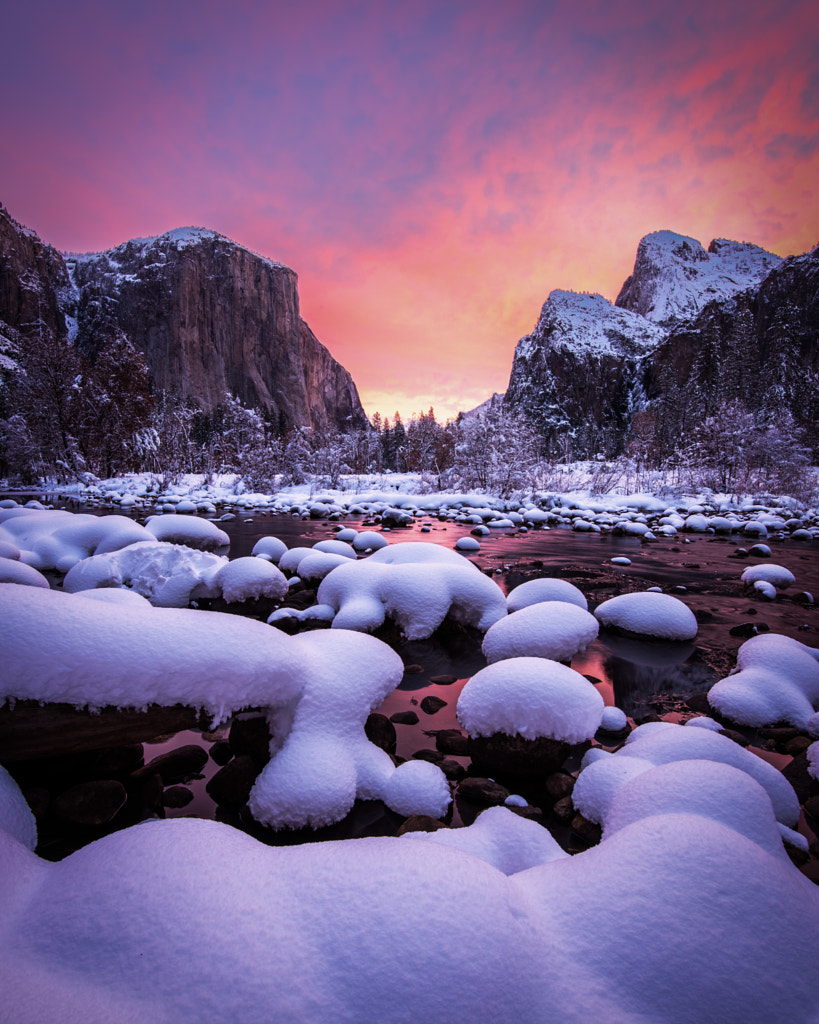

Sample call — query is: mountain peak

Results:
[615,230,782,326]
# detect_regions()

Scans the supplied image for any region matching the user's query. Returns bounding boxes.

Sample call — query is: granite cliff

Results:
[0,205,367,432]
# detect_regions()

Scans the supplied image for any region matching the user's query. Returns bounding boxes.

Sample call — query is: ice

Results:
[482,601,599,664]
[506,577,588,612]
[317,555,507,639]
[457,658,604,743]
[145,514,230,551]
[707,633,819,728]
[594,591,698,641]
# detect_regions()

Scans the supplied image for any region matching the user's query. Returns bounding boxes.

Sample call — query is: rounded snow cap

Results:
[506,577,588,612]
[594,591,697,641]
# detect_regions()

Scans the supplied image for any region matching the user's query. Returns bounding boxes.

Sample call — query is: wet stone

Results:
[209,740,234,766]
[438,758,467,782]
[571,812,602,847]
[433,729,469,756]
[552,796,575,823]
[132,744,208,785]
[53,779,127,826]
[365,713,397,755]
[163,785,194,809]
[229,715,272,765]
[390,711,420,726]
[428,674,458,686]
[457,777,510,806]
[420,696,447,715]
[206,755,260,808]
[545,772,576,803]
[785,736,813,757]
[468,733,571,783]
[403,664,425,675]
[397,815,449,835]
[411,748,445,764]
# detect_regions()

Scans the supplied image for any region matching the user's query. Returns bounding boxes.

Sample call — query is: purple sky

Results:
[3,0,818,421]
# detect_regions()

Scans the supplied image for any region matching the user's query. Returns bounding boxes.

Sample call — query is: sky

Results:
[2,0,818,423]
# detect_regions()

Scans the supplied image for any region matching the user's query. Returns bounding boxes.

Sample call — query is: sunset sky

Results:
[2,0,818,422]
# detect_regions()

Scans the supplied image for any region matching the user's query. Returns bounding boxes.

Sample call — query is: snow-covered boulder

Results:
[707,633,819,729]
[0,508,153,572]
[380,760,451,819]
[317,558,507,640]
[594,591,697,641]
[572,722,799,827]
[368,541,468,566]
[741,564,796,590]
[506,577,587,612]
[251,536,288,562]
[214,557,288,603]
[352,530,388,552]
[145,514,230,551]
[482,602,599,664]
[457,658,604,744]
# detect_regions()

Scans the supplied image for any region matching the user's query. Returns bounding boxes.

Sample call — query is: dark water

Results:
[3,498,818,862]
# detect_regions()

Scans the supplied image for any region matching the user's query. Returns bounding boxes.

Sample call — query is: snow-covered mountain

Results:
[503,230,817,457]
[0,204,368,432]
[615,231,781,326]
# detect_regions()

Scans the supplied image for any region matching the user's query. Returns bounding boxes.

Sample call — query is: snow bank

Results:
[0,508,152,572]
[506,577,588,612]
[457,658,604,743]
[573,722,799,826]
[707,633,819,728]
[317,556,507,639]
[1,751,817,1023]
[594,591,697,641]
[482,601,599,664]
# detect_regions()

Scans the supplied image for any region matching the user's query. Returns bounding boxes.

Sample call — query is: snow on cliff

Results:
[615,231,782,326]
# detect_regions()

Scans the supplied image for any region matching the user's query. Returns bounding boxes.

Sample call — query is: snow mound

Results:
[2,751,817,1023]
[317,557,507,640]
[482,601,598,664]
[380,760,451,819]
[368,541,468,566]
[251,536,287,562]
[707,633,819,728]
[573,722,799,826]
[145,514,230,551]
[63,541,226,608]
[0,765,37,850]
[405,805,568,874]
[602,760,791,862]
[0,556,50,588]
[506,577,587,612]
[352,530,388,552]
[294,551,356,582]
[457,657,604,743]
[741,563,796,590]
[594,591,697,640]
[215,557,288,603]
[312,539,357,558]
[0,508,153,572]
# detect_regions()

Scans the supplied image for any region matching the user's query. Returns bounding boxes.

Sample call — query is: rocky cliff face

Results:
[0,206,367,432]
[504,230,817,457]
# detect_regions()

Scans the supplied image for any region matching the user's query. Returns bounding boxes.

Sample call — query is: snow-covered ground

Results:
[1,479,818,1023]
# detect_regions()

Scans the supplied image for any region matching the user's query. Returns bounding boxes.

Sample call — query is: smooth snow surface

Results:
[145,514,230,551]
[506,577,588,612]
[405,805,568,874]
[594,591,697,641]
[741,563,796,590]
[482,601,599,664]
[0,765,37,850]
[251,535,287,562]
[457,658,604,743]
[707,633,819,728]
[380,760,451,818]
[0,508,152,572]
[573,722,799,826]
[2,758,818,1024]
[0,556,49,588]
[317,555,507,639]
